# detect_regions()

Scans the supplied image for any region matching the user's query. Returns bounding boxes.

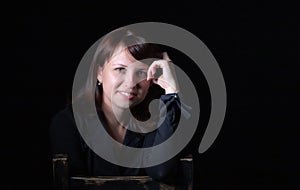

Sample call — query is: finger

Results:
[147,67,154,81]
[162,52,171,61]
[152,78,158,84]
[152,78,167,89]
[146,68,151,81]
[147,62,160,80]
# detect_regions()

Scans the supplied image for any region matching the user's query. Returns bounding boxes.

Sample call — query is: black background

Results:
[5,1,300,189]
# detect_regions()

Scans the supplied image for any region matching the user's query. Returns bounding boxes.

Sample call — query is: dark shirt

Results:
[49,93,182,181]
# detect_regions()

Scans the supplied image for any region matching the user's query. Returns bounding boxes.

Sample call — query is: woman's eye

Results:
[115,68,125,72]
[137,71,147,78]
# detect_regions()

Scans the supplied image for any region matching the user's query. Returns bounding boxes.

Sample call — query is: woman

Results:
[49,27,183,181]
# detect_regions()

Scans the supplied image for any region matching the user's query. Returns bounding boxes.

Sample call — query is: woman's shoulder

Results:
[50,104,76,130]
[52,104,73,119]
[49,104,86,155]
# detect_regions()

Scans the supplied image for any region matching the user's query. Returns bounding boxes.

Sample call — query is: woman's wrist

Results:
[164,87,179,94]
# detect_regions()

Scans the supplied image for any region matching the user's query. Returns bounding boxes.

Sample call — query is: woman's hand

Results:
[147,52,179,94]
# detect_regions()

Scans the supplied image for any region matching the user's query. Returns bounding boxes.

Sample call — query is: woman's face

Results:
[97,47,151,111]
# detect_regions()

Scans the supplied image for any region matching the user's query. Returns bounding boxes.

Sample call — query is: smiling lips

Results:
[119,91,137,100]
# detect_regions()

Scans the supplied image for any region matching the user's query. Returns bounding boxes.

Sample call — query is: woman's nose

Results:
[123,72,138,88]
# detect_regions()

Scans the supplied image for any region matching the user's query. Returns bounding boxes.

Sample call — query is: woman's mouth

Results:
[119,91,137,99]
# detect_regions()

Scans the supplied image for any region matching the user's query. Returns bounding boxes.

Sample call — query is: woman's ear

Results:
[97,66,103,83]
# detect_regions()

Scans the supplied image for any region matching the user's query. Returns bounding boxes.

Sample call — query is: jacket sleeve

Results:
[143,93,182,181]
[49,106,87,175]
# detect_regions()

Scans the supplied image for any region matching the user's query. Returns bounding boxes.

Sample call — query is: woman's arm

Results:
[143,93,182,181]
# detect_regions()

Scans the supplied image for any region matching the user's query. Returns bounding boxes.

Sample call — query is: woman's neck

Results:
[101,101,130,143]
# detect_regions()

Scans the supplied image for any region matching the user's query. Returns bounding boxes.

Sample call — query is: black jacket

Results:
[49,93,182,181]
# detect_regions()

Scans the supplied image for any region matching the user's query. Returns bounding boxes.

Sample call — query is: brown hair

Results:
[75,27,164,121]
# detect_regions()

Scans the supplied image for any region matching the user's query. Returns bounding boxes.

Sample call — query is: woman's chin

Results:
[113,101,134,110]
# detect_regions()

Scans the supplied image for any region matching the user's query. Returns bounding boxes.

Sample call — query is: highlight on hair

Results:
[74,27,164,121]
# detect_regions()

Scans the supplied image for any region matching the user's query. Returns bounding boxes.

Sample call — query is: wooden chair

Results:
[52,154,193,190]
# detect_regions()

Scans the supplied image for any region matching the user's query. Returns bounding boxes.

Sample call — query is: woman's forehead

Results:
[107,49,134,64]
[105,47,148,68]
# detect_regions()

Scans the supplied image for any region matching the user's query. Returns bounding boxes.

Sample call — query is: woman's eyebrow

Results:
[112,63,127,67]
